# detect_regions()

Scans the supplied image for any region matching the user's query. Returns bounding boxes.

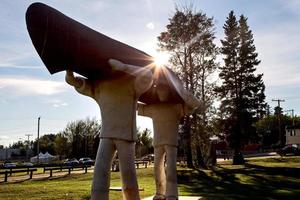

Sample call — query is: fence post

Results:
[30,170,33,179]
[4,171,8,182]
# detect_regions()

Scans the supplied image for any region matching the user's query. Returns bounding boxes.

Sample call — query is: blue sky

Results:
[0,0,300,147]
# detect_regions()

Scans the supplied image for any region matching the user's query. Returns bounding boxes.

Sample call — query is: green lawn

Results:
[0,157,299,200]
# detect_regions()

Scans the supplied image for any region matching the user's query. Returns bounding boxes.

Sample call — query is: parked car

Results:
[3,161,16,168]
[79,157,94,165]
[141,154,154,162]
[277,145,300,156]
[64,158,79,165]
[22,162,34,167]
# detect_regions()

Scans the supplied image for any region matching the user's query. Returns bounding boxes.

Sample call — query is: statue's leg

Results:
[165,145,178,200]
[91,138,116,200]
[116,140,140,200]
[153,146,166,200]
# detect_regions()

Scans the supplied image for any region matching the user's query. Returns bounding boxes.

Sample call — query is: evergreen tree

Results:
[216,11,266,164]
[158,7,218,168]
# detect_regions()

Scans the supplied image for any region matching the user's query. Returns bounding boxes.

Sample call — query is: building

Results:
[0,149,20,160]
[286,125,300,148]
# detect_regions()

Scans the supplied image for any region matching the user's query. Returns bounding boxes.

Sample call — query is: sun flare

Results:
[153,51,170,67]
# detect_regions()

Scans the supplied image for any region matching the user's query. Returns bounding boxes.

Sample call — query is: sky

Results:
[0,0,300,147]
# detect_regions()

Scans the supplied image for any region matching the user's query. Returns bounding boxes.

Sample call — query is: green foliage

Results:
[33,134,56,155]
[59,117,101,158]
[54,133,70,159]
[256,114,300,147]
[274,106,283,115]
[136,128,153,158]
[158,7,219,168]
[137,128,152,149]
[29,117,101,159]
[216,11,266,163]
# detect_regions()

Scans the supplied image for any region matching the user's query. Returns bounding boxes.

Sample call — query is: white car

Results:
[23,162,34,167]
[3,162,16,168]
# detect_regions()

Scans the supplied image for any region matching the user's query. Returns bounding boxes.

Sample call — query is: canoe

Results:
[26,2,183,104]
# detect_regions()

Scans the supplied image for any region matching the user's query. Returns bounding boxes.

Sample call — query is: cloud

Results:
[53,102,68,108]
[0,135,9,140]
[254,22,300,86]
[0,76,68,96]
[49,99,69,108]
[146,22,155,30]
[0,135,11,147]
[0,64,41,69]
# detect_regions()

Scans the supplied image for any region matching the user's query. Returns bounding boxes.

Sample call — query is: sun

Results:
[153,51,170,67]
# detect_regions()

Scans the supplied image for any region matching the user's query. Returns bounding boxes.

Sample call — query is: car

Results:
[3,161,16,168]
[141,154,154,162]
[22,162,34,167]
[79,157,94,165]
[64,158,79,165]
[277,145,300,156]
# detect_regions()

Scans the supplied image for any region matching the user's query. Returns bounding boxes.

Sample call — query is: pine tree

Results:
[158,8,218,168]
[216,11,266,164]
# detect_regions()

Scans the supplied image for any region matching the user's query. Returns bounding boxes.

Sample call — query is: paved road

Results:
[217,152,278,162]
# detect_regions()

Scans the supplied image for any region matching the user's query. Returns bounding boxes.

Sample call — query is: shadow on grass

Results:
[178,161,300,200]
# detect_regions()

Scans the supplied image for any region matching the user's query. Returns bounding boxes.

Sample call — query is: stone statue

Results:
[138,85,200,200]
[65,59,153,200]
[26,3,201,200]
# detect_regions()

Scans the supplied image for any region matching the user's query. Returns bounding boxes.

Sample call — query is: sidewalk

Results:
[217,151,278,162]
[143,196,202,200]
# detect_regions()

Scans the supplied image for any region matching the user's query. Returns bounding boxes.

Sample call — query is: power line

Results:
[272,99,285,107]
[25,134,33,142]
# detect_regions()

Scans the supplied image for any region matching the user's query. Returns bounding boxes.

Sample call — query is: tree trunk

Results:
[232,147,245,165]
[184,116,194,168]
[196,144,206,168]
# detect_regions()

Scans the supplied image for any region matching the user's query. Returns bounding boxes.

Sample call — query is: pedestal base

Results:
[142,196,202,200]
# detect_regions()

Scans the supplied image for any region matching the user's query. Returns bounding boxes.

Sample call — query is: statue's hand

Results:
[182,90,201,112]
[65,70,83,88]
[108,59,153,94]
[108,59,128,73]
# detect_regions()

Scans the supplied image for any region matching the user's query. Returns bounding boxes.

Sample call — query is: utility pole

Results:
[37,116,41,163]
[285,109,295,126]
[272,99,285,108]
[272,99,285,147]
[25,134,33,160]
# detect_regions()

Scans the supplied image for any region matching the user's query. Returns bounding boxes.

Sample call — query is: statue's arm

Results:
[108,59,153,95]
[65,70,94,97]
[137,103,151,117]
[181,90,202,115]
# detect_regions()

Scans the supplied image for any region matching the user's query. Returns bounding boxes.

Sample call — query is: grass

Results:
[0,156,299,200]
[178,156,300,200]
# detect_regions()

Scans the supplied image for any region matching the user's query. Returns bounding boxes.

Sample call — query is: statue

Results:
[138,82,201,200]
[65,59,153,200]
[25,3,200,200]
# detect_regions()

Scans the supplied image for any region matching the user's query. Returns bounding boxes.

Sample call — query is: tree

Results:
[60,117,101,158]
[54,133,70,159]
[136,128,153,158]
[158,7,218,168]
[256,114,300,147]
[33,134,56,155]
[216,11,266,164]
